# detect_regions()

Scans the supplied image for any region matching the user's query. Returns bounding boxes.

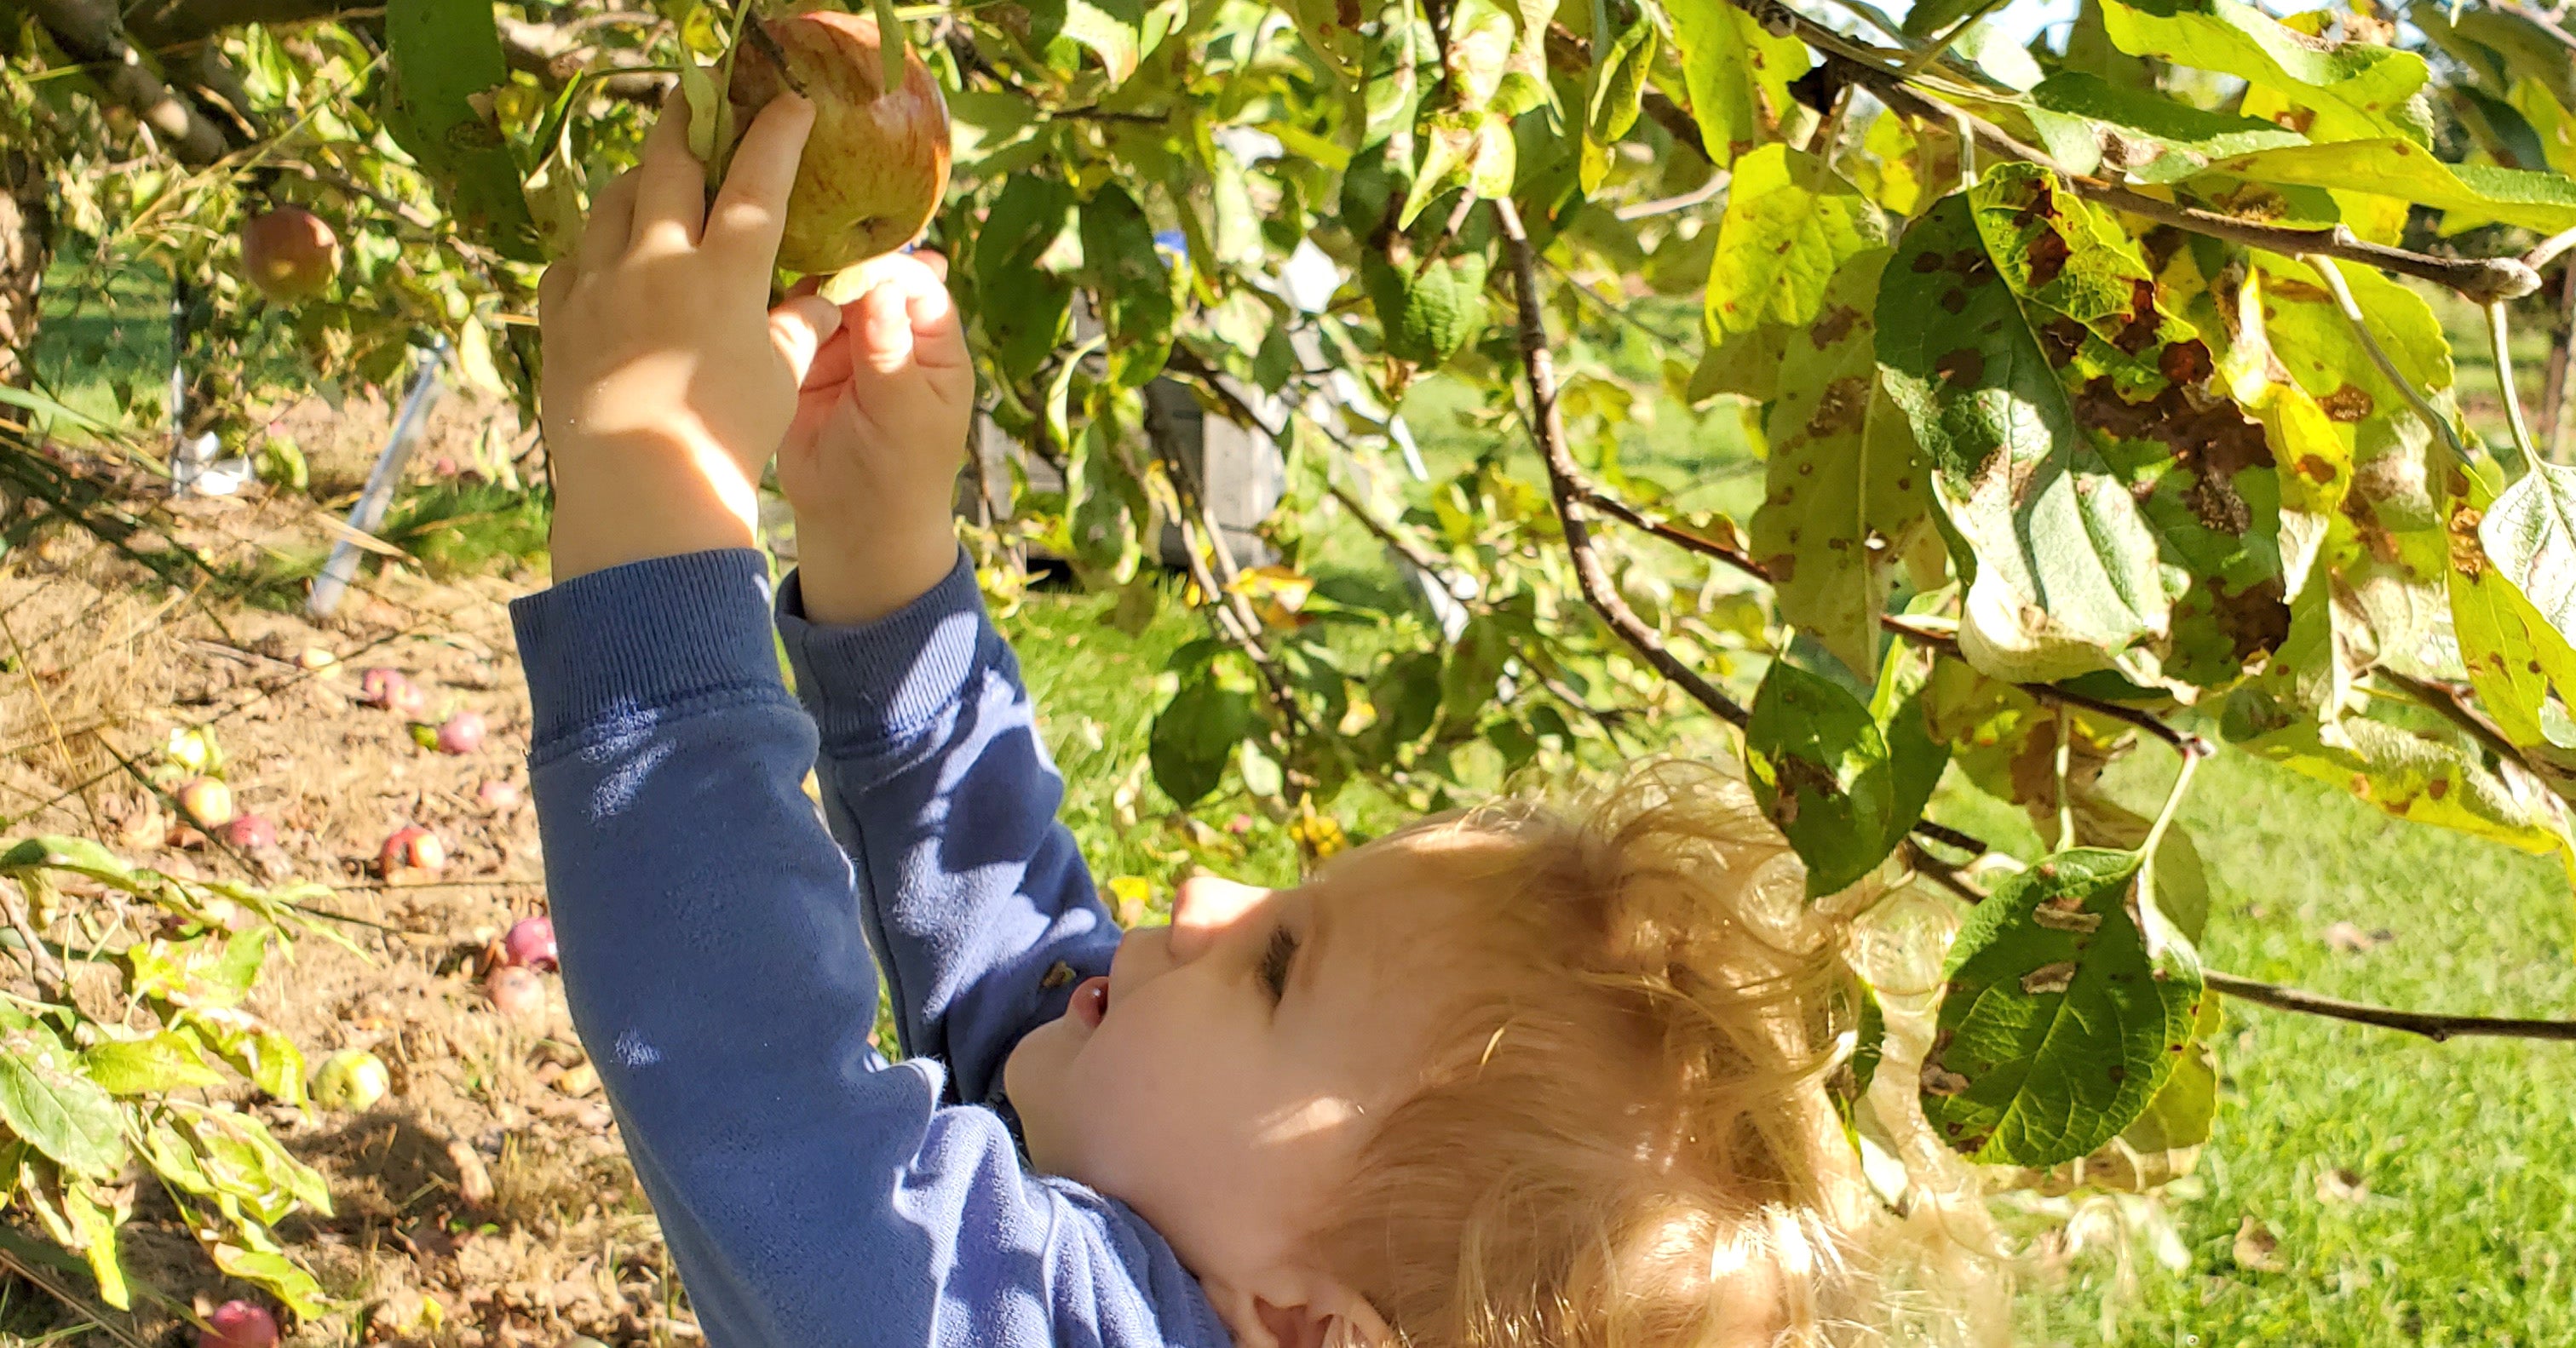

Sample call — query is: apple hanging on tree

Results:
[725,9,951,277]
[238,206,339,302]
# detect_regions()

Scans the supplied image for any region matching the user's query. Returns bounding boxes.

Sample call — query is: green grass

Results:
[1000,589,2576,1347]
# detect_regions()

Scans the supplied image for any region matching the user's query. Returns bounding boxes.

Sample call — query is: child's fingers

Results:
[768,291,842,387]
[800,326,854,392]
[852,281,920,376]
[908,249,951,283]
[704,95,814,282]
[902,281,965,370]
[630,91,707,255]
[578,168,643,275]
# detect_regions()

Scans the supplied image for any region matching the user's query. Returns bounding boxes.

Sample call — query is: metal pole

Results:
[307,336,448,618]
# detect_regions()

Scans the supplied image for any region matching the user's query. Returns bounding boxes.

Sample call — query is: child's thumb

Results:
[768,293,843,385]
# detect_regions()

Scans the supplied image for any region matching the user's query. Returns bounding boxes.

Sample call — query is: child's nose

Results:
[1167,875,1269,962]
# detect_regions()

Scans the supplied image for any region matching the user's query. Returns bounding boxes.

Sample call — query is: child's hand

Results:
[775,251,975,625]
[537,91,842,581]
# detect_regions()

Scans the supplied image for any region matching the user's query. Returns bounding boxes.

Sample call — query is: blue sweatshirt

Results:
[509,548,1231,1348]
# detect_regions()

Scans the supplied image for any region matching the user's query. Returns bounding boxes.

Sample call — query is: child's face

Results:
[1005,835,1474,1311]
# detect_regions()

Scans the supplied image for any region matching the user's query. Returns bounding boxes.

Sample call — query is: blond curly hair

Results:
[1304,758,2010,1347]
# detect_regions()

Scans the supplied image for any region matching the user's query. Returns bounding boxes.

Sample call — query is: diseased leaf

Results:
[2100,0,2432,146]
[1662,0,1808,167]
[1704,146,1890,340]
[1745,660,1898,897]
[2027,72,2309,182]
[1920,848,2205,1167]
[1750,244,1930,675]
[1879,166,2281,683]
[2224,698,2572,858]
[2196,141,2576,234]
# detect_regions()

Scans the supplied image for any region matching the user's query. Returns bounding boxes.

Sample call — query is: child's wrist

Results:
[791,522,958,625]
[548,443,762,582]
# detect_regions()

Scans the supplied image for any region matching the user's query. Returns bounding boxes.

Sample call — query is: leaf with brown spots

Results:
[1662,0,1808,169]
[2098,0,2434,146]
[1922,846,2205,1168]
[1879,165,2210,682]
[1751,248,1933,674]
[1703,144,1890,343]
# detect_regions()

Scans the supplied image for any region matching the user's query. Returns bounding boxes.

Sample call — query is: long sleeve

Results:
[771,552,1118,1108]
[510,549,1227,1348]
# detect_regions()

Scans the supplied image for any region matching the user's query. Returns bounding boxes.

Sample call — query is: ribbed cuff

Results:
[774,547,988,749]
[509,549,787,750]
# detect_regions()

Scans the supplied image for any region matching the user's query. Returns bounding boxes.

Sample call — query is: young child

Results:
[514,92,1970,1348]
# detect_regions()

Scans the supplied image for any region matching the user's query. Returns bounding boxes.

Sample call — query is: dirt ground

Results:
[0,394,692,1348]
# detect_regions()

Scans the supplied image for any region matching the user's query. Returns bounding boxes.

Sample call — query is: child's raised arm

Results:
[754,242,1114,1109]
[516,96,1226,1348]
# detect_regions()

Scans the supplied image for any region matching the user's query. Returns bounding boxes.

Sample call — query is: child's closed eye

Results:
[1257,925,1298,1006]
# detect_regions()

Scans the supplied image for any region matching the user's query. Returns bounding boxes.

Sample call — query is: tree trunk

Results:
[0,149,52,391]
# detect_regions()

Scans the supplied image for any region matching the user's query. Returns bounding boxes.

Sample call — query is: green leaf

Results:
[1745,661,1898,897]
[1078,186,1178,387]
[1704,146,1889,340]
[382,0,542,263]
[2099,0,2431,146]
[1749,244,1928,676]
[2027,72,2309,182]
[1829,978,1885,1133]
[1361,250,1492,366]
[0,386,113,435]
[2120,991,2222,1153]
[2197,141,2576,234]
[1150,671,1263,806]
[198,1021,308,1109]
[60,1181,126,1310]
[1662,0,1808,167]
[130,929,269,1011]
[210,1243,335,1320]
[977,177,1078,383]
[1027,0,1143,83]
[0,1039,127,1179]
[1,837,137,890]
[1920,848,2205,1167]
[1580,20,1657,194]
[80,1034,226,1096]
[1876,168,2199,681]
[2481,462,2576,650]
[1872,640,1952,854]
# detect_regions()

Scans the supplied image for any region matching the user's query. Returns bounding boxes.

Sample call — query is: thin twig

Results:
[1613,170,1731,221]
[1492,196,1753,730]
[1877,615,2196,752]
[2526,224,2576,273]
[2202,971,2576,1042]
[2488,300,2543,467]
[0,881,63,999]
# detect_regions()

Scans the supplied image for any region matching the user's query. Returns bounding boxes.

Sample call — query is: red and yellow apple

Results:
[727,10,951,276]
[239,206,339,302]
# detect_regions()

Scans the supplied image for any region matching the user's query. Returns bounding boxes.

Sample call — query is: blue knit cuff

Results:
[773,547,989,749]
[509,549,787,751]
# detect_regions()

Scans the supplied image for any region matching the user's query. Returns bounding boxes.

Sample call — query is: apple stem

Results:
[740,18,812,100]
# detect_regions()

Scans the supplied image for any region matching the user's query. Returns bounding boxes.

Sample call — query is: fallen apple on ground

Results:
[486,965,544,1021]
[504,915,558,972]
[199,1299,278,1348]
[217,814,277,851]
[359,668,428,718]
[437,709,486,754]
[379,825,444,875]
[310,1048,391,1111]
[175,777,234,829]
[726,9,950,275]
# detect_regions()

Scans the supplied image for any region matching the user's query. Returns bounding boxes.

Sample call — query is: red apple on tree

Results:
[239,206,339,302]
[727,10,951,276]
